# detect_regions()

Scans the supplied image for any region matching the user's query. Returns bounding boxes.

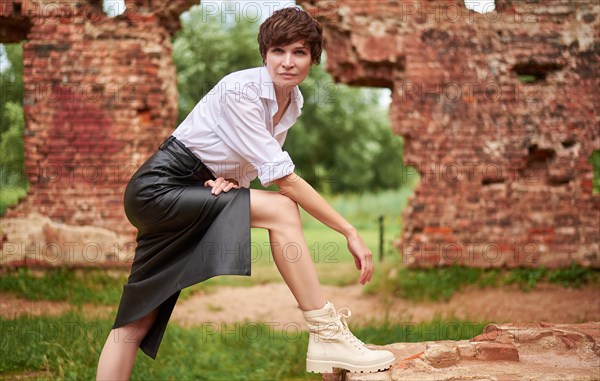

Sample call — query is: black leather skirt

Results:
[113,135,251,359]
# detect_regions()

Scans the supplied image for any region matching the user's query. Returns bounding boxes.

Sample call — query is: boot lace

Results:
[337,307,368,350]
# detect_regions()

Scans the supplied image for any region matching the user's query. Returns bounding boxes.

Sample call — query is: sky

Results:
[0,45,8,73]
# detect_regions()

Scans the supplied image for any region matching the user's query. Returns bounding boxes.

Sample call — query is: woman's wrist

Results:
[343,225,358,239]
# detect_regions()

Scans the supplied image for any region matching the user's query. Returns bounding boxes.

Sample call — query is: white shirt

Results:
[172,66,303,188]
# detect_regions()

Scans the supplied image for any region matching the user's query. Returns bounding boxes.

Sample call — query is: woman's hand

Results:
[204,177,239,195]
[346,229,374,285]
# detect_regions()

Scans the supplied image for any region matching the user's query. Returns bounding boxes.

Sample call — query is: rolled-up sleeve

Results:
[214,91,295,187]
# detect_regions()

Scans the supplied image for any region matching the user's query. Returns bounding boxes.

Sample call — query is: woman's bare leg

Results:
[96,309,158,380]
[250,189,326,311]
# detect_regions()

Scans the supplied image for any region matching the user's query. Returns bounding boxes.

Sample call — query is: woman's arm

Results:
[274,172,374,285]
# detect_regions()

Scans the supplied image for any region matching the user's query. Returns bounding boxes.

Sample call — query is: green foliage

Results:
[365,263,486,302]
[589,149,600,194]
[0,185,27,216]
[502,266,547,291]
[547,261,599,288]
[0,43,24,137]
[366,260,600,302]
[289,66,406,193]
[173,6,263,124]
[0,101,26,186]
[503,262,600,290]
[0,43,27,216]
[172,7,408,193]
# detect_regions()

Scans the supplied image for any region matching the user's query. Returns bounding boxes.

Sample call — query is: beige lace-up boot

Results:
[301,301,396,373]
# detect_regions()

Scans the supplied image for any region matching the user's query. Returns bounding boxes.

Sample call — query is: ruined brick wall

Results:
[299,0,600,268]
[0,0,196,263]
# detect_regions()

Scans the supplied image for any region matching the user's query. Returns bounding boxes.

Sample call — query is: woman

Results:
[96,7,395,380]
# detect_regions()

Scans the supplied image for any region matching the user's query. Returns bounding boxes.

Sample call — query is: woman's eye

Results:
[272,48,283,53]
[295,50,307,55]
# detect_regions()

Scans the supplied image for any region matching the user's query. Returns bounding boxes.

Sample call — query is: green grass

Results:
[0,268,128,306]
[0,314,317,380]
[354,317,489,344]
[0,313,488,380]
[365,258,600,302]
[301,188,412,232]
[505,261,600,290]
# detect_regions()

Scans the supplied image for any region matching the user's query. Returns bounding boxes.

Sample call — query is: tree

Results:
[289,65,405,193]
[173,6,262,124]
[0,43,26,188]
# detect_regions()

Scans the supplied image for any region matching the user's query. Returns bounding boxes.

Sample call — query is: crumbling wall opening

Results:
[347,61,396,89]
[526,144,557,163]
[0,2,31,42]
[102,0,126,18]
[513,61,564,83]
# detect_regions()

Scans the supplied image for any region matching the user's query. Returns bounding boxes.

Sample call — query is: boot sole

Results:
[306,357,395,374]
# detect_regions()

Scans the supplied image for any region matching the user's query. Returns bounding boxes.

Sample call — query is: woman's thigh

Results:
[249,189,299,230]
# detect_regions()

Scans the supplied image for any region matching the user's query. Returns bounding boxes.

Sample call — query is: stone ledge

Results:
[1,213,133,266]
[321,322,600,381]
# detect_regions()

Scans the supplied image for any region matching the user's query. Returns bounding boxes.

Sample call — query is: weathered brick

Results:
[423,344,461,368]
[474,342,520,361]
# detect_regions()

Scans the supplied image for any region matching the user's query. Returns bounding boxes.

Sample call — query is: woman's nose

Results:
[282,53,295,68]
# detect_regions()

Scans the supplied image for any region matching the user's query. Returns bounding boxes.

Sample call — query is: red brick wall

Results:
[300,0,600,268]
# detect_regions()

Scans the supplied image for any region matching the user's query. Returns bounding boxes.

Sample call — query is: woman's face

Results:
[265,40,312,94]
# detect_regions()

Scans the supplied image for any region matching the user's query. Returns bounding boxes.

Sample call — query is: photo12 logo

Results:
[401,241,540,265]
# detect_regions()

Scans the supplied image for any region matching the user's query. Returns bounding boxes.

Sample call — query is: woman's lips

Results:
[280,73,296,79]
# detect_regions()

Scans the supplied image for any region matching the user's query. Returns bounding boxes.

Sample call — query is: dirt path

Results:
[170,282,600,327]
[2,282,598,326]
[0,294,71,319]
[0,294,114,320]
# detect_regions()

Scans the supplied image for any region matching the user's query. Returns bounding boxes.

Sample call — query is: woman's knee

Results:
[272,195,301,229]
[250,190,301,229]
[277,193,299,212]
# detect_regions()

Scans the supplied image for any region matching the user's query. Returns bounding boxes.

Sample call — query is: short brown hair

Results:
[258,7,324,65]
